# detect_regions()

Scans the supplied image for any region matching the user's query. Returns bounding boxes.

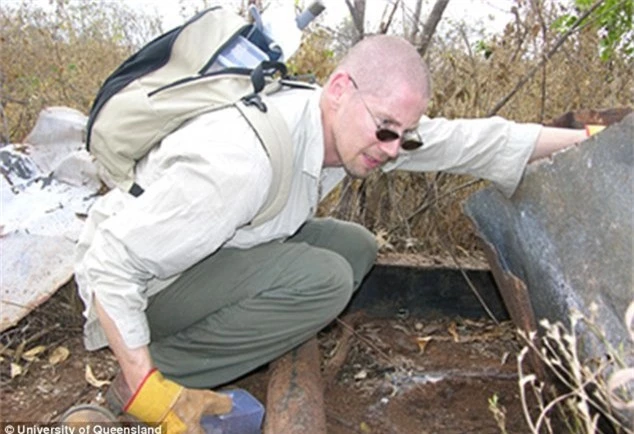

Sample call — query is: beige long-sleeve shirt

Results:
[75,87,541,351]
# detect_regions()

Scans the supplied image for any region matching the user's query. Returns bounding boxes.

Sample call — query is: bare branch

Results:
[345,0,365,40]
[487,0,607,117]
[379,0,400,34]
[418,0,451,57]
[432,207,501,324]
[531,0,550,123]
[408,0,423,43]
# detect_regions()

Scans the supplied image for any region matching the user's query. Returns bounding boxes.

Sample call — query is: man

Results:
[75,35,588,430]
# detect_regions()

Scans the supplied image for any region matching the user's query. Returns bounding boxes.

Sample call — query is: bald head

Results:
[319,35,431,173]
[333,35,431,100]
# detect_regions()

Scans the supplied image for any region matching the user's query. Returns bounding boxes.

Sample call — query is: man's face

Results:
[330,77,427,178]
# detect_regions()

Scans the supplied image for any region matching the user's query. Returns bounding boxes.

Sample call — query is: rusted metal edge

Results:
[471,233,546,379]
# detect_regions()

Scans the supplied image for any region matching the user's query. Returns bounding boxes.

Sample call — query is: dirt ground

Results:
[0,267,532,433]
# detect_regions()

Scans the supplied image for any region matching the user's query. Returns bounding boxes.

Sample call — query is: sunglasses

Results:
[348,75,423,151]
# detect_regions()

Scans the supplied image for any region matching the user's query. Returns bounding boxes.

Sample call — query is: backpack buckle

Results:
[242,94,267,112]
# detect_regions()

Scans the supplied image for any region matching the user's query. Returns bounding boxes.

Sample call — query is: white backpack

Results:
[86,6,314,225]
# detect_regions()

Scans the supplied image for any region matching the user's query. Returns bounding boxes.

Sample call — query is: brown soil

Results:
[317,314,524,434]
[1,276,531,433]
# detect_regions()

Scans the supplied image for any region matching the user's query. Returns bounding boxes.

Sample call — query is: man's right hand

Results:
[124,369,232,434]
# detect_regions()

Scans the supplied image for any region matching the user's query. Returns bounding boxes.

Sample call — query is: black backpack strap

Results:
[250,61,287,92]
[242,61,288,112]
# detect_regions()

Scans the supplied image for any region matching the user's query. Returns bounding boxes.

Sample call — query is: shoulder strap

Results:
[234,97,293,226]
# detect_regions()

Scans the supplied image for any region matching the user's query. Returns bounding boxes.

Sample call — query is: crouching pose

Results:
[75,34,588,431]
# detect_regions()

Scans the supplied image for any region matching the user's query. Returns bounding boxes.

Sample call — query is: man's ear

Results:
[323,71,350,108]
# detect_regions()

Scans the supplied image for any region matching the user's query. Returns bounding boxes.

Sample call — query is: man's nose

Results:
[378,139,400,159]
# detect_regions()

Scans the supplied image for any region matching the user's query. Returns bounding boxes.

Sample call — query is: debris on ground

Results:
[1,107,102,331]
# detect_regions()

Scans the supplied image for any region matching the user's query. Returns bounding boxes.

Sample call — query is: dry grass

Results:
[0,0,161,143]
[319,0,633,261]
[1,5,631,430]
[0,281,84,386]
[1,0,632,260]
[516,303,633,434]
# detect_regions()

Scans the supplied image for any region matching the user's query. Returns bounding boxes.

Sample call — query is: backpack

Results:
[86,6,313,226]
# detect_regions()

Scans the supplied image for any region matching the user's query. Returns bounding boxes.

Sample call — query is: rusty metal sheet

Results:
[1,107,100,331]
[545,107,632,129]
[464,115,633,368]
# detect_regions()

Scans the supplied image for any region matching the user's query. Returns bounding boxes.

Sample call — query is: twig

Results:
[326,410,361,432]
[335,318,394,365]
[23,323,61,346]
[387,172,475,236]
[379,0,399,34]
[402,178,480,227]
[416,368,518,380]
[531,0,549,123]
[518,322,628,431]
[323,321,355,385]
[432,207,501,324]
[487,0,607,117]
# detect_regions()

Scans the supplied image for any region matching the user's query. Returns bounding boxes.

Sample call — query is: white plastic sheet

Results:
[1,107,101,331]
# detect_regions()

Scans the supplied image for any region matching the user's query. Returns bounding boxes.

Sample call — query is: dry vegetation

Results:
[515,304,634,434]
[320,0,633,261]
[0,0,161,143]
[1,0,632,261]
[1,1,632,431]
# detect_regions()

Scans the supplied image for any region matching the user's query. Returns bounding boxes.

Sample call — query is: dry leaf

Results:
[85,364,111,388]
[22,345,47,362]
[416,336,433,354]
[48,346,70,365]
[448,321,460,342]
[360,421,372,433]
[374,229,394,251]
[500,351,510,365]
[14,341,26,361]
[464,318,485,328]
[391,324,410,335]
[11,362,23,378]
[354,369,368,380]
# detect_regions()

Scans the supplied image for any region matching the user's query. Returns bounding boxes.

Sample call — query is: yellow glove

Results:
[125,369,232,434]
[585,124,606,136]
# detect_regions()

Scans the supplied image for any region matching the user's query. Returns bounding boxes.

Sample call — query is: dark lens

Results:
[401,130,423,150]
[401,139,423,151]
[376,128,400,142]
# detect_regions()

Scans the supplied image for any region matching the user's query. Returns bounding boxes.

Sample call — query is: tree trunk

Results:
[408,0,424,43]
[418,0,451,56]
[345,0,365,41]
[379,1,399,34]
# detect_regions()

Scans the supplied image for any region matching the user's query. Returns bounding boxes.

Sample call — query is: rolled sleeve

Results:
[385,116,543,197]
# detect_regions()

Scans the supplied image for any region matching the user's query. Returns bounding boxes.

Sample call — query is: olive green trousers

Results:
[145,218,377,388]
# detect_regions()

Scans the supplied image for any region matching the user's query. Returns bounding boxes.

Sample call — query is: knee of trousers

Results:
[345,221,379,265]
[300,249,355,319]
[335,220,379,287]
